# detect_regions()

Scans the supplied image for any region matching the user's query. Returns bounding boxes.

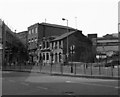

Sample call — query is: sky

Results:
[0,0,119,37]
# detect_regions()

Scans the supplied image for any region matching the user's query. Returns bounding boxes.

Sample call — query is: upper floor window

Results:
[29,30,31,34]
[51,42,53,49]
[55,41,57,49]
[32,29,34,34]
[35,27,38,33]
[46,41,49,48]
[43,41,45,49]
[59,40,62,48]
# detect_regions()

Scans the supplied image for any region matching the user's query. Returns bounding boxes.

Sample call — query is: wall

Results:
[0,21,2,67]
[63,31,93,62]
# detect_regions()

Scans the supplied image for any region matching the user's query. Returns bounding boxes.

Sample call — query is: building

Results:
[39,30,93,64]
[27,22,76,62]
[96,34,119,57]
[0,19,3,68]
[90,33,120,66]
[16,31,28,48]
[0,19,28,68]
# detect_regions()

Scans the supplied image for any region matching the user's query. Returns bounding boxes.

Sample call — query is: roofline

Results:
[40,22,75,30]
[28,23,39,29]
[97,37,118,40]
[51,30,79,42]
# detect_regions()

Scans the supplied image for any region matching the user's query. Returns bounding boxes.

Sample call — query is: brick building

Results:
[39,30,93,64]
[27,22,76,62]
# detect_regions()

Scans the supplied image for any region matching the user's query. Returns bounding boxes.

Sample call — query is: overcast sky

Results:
[0,0,118,37]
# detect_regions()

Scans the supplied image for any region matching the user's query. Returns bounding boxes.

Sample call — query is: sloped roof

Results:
[40,22,75,30]
[51,31,76,41]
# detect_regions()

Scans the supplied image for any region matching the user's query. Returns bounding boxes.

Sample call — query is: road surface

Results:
[1,70,119,95]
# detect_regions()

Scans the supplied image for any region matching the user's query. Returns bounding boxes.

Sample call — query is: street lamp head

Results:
[62,18,66,21]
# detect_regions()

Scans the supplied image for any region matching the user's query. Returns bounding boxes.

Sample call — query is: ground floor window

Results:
[46,53,49,60]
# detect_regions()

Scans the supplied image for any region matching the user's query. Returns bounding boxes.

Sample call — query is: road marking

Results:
[37,86,48,90]
[79,82,117,88]
[115,87,120,89]
[65,81,72,83]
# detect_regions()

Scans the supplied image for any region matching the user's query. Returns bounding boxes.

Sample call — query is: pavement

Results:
[1,71,119,95]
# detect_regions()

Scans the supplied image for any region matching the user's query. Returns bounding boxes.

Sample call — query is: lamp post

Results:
[62,18,69,63]
[118,23,120,73]
[70,45,75,73]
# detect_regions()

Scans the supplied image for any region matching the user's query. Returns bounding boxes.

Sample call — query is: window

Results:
[31,38,33,42]
[55,53,57,62]
[59,41,61,48]
[34,37,37,42]
[55,41,57,49]
[35,27,38,33]
[59,53,61,62]
[28,39,31,42]
[43,53,45,60]
[29,30,31,34]
[51,42,53,49]
[46,53,49,60]
[43,41,45,48]
[32,29,34,34]
[46,41,49,48]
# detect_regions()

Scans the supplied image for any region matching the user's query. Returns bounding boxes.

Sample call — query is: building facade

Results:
[90,33,120,65]
[0,20,28,67]
[27,22,76,62]
[16,31,28,48]
[39,30,93,64]
[0,19,3,68]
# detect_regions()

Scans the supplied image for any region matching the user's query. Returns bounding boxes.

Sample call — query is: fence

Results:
[2,62,120,78]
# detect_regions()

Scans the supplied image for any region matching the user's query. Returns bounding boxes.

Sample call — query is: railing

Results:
[2,62,120,78]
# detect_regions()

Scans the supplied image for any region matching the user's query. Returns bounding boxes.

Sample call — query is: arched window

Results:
[59,53,61,62]
[55,53,57,62]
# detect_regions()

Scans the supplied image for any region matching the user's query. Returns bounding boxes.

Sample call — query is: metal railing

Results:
[2,61,119,78]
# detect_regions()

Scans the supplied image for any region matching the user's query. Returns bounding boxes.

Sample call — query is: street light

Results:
[62,18,69,61]
[118,23,120,70]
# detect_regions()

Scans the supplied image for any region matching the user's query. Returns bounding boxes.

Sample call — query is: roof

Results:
[51,31,76,41]
[28,22,76,30]
[40,22,75,30]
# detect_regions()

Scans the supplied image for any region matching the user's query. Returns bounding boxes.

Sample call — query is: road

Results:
[1,70,119,95]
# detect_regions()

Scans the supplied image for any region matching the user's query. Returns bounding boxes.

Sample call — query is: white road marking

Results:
[79,82,118,89]
[37,86,48,90]
[115,87,120,89]
[65,81,72,83]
